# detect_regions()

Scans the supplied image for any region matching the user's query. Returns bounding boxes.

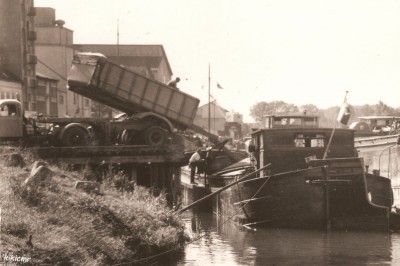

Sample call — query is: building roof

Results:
[358,116,400,120]
[0,65,20,82]
[199,101,229,113]
[36,72,59,81]
[198,101,228,118]
[73,44,173,75]
[264,114,319,119]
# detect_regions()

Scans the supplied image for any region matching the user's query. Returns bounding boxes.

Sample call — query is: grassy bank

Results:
[0,148,188,265]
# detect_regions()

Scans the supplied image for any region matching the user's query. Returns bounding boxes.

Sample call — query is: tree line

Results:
[250,100,400,127]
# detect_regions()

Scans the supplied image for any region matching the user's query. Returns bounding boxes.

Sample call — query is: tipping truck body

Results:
[67,53,199,130]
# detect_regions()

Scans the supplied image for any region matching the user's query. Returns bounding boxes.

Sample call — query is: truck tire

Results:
[121,129,137,145]
[62,127,89,147]
[141,116,171,131]
[143,126,167,146]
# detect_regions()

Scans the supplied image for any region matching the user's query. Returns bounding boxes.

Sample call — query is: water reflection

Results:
[176,211,400,266]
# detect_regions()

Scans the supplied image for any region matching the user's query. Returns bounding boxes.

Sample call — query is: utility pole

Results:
[117,19,120,65]
[20,0,28,108]
[208,63,211,146]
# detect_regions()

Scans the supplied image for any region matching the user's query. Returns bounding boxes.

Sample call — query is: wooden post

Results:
[323,166,331,231]
[131,166,138,184]
[170,166,181,208]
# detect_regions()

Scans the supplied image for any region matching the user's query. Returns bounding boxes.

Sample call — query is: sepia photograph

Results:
[1,0,400,265]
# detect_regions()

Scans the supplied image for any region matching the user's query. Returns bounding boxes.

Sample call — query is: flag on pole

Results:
[216,82,224,89]
[337,92,351,125]
[210,94,216,102]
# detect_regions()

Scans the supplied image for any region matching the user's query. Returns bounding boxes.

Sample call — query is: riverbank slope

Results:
[0,148,187,265]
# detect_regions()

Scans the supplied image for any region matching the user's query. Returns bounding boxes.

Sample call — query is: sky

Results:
[35,0,400,122]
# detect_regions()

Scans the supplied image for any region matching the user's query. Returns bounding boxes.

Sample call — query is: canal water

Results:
[175,211,400,266]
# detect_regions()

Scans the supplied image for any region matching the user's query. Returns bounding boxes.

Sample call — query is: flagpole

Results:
[208,63,211,146]
[117,19,120,65]
[323,91,349,159]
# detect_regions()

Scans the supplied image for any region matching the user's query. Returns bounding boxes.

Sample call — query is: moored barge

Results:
[209,114,393,231]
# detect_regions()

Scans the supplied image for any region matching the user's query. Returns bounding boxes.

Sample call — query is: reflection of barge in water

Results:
[209,114,393,231]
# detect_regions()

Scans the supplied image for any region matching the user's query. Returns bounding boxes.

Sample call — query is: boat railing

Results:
[378,143,397,178]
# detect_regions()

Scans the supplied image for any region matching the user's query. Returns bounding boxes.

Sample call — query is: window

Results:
[294,133,325,148]
[0,104,18,116]
[59,95,64,104]
[377,120,387,126]
[289,118,301,125]
[37,85,46,96]
[84,98,90,107]
[304,117,318,126]
[150,68,159,79]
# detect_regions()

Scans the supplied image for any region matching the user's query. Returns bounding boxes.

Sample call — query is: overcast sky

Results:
[35,0,400,122]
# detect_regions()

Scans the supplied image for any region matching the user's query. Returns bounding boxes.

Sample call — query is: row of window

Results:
[0,92,20,100]
[1,91,89,109]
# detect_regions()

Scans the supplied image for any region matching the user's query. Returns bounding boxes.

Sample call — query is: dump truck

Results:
[0,53,200,147]
[68,53,199,131]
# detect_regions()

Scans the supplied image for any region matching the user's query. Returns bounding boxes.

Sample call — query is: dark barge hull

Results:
[213,158,392,231]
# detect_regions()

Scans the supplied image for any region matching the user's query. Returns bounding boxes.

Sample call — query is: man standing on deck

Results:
[189,148,203,184]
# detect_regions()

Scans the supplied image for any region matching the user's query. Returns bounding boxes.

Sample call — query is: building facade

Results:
[35,7,80,117]
[194,101,228,136]
[36,73,58,115]
[73,44,173,84]
[0,2,175,119]
[0,66,22,101]
[0,0,37,111]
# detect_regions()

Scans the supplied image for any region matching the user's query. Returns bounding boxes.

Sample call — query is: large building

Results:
[0,2,174,118]
[35,7,81,117]
[0,0,37,112]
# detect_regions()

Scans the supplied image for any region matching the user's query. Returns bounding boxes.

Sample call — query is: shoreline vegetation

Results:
[0,147,188,265]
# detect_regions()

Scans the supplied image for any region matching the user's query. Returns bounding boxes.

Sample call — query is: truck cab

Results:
[0,99,23,140]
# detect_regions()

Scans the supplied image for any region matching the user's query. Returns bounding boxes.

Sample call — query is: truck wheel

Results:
[62,127,89,147]
[141,116,170,131]
[121,129,136,144]
[143,126,166,146]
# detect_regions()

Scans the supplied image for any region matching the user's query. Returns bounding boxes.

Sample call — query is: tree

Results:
[249,101,268,122]
[299,104,319,115]
[250,101,299,122]
[248,99,400,129]
[376,101,395,115]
